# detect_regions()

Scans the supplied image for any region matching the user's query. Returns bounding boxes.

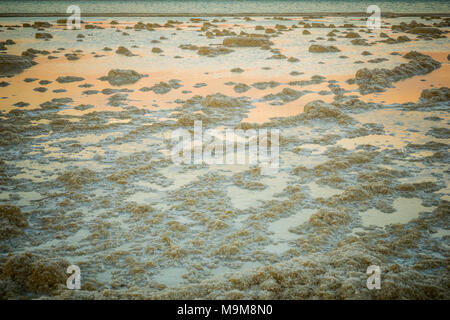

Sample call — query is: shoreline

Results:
[1,12,450,18]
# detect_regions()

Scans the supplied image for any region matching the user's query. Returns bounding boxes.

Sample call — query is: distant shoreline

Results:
[1,12,450,18]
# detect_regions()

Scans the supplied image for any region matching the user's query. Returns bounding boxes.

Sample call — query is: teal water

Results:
[0,0,449,14]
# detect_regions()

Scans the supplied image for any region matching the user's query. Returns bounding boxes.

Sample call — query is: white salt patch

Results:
[227,173,289,210]
[360,197,433,227]
[268,209,315,241]
[10,159,70,182]
[16,191,42,206]
[107,137,162,154]
[108,119,131,125]
[210,261,263,278]
[265,242,291,254]
[431,228,450,238]
[64,228,90,243]
[299,144,328,155]
[338,134,404,150]
[0,192,9,200]
[410,151,435,159]
[174,215,193,224]
[307,182,342,198]
[399,175,437,185]
[153,266,186,286]
[234,213,252,228]
[127,191,162,203]
[161,166,211,189]
[77,132,121,145]
[96,269,114,284]
[26,228,90,252]
[350,227,366,235]
[282,151,328,169]
[73,146,107,160]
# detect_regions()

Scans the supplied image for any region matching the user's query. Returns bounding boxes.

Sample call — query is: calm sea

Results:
[0,0,449,14]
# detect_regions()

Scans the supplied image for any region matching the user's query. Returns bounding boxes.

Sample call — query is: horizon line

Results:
[1,12,450,18]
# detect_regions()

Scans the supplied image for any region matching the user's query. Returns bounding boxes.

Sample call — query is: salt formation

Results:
[350,51,441,94]
[0,54,36,76]
[99,69,147,86]
[308,45,340,53]
[223,36,273,47]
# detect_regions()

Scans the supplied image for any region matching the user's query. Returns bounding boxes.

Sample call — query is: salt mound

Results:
[99,69,147,86]
[308,209,351,227]
[223,36,272,47]
[56,76,85,83]
[0,54,36,77]
[151,82,172,94]
[420,87,450,102]
[180,43,233,57]
[1,253,69,295]
[116,46,135,56]
[408,27,443,37]
[252,81,280,90]
[57,168,98,190]
[345,32,360,38]
[302,100,353,124]
[308,45,340,53]
[0,123,24,145]
[234,83,251,93]
[350,51,441,94]
[35,32,53,39]
[32,21,52,28]
[201,93,244,108]
[0,205,28,240]
[263,87,304,104]
[197,46,233,57]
